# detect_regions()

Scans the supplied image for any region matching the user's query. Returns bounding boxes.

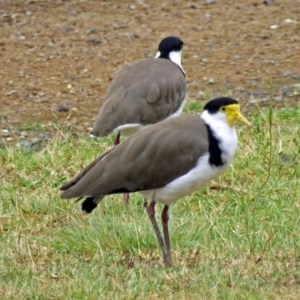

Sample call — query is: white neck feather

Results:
[155,50,185,74]
[200,111,238,165]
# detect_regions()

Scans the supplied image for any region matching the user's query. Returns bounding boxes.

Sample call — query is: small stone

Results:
[113,22,123,29]
[19,71,24,77]
[188,82,201,88]
[252,90,267,97]
[274,96,283,102]
[130,5,136,10]
[6,90,16,96]
[292,74,300,80]
[247,94,255,101]
[48,42,55,48]
[89,27,99,34]
[279,152,293,165]
[83,48,96,56]
[194,91,206,100]
[206,0,216,3]
[57,104,69,112]
[283,70,292,77]
[65,27,75,33]
[285,19,295,24]
[31,144,40,152]
[31,137,43,145]
[196,26,204,32]
[280,86,290,96]
[86,39,102,46]
[16,31,26,40]
[17,140,32,149]
[207,78,215,84]
[37,133,52,140]
[144,51,152,58]
[68,9,77,15]
[248,77,262,84]
[264,0,273,5]
[1,129,10,137]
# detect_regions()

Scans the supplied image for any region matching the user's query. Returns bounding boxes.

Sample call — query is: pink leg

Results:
[146,200,171,266]
[123,193,130,204]
[114,132,121,146]
[161,205,172,266]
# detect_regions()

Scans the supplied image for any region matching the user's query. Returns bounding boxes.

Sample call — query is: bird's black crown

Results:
[158,36,183,59]
[203,97,238,114]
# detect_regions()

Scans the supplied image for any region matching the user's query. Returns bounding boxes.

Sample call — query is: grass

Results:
[1,101,300,299]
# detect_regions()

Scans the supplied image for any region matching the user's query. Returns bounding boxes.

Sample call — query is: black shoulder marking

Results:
[81,197,98,214]
[205,124,224,167]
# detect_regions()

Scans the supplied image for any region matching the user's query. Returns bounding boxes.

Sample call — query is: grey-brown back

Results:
[92,58,186,137]
[61,115,209,199]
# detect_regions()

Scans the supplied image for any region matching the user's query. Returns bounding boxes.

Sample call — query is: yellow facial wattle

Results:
[225,104,251,127]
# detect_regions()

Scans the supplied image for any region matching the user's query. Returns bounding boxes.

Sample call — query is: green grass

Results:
[1,102,300,299]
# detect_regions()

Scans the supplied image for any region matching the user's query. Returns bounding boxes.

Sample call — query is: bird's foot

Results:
[163,254,172,267]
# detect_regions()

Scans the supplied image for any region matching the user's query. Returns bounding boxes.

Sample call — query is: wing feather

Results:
[92,59,186,136]
[60,115,208,199]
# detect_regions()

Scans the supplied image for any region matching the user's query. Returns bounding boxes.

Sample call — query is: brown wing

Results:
[60,115,208,199]
[92,58,186,137]
[60,148,114,191]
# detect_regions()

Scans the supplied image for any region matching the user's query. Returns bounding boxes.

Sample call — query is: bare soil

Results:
[0,0,300,144]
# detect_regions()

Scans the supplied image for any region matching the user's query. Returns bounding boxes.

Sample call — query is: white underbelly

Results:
[114,123,144,137]
[140,153,230,205]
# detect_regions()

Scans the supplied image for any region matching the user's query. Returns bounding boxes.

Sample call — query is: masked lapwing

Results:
[60,97,250,266]
[91,36,186,204]
[91,36,186,143]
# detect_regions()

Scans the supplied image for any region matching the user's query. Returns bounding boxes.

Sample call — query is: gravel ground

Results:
[0,0,299,146]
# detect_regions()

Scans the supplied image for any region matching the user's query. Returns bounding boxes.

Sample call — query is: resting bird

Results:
[91,36,186,204]
[60,97,250,266]
[91,36,186,143]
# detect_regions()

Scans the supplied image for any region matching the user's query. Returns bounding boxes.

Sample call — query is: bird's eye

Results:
[221,107,226,112]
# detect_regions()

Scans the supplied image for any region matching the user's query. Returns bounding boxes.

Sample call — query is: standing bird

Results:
[60,97,250,266]
[91,36,186,204]
[91,36,186,144]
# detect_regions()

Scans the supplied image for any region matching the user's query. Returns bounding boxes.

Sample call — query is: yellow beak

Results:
[236,112,251,127]
[226,104,251,127]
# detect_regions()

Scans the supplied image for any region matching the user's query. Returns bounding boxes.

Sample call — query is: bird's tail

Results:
[80,196,104,214]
